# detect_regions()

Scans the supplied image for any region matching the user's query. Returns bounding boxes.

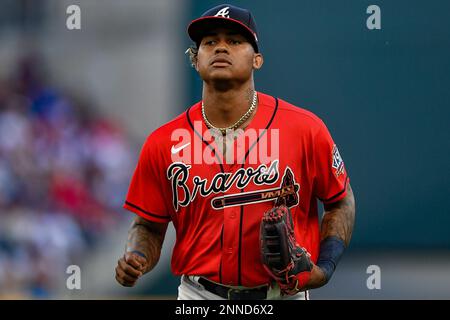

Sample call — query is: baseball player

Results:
[115,4,355,300]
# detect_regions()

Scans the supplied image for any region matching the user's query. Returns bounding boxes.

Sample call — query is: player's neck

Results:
[202,84,256,128]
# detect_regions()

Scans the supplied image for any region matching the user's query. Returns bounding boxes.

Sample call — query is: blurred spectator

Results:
[0,56,134,298]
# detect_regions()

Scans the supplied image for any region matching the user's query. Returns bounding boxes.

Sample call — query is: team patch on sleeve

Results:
[332,144,345,177]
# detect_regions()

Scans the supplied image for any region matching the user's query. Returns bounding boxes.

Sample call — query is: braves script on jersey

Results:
[124,92,349,287]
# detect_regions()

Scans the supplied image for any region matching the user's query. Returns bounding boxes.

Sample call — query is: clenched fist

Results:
[115,251,148,287]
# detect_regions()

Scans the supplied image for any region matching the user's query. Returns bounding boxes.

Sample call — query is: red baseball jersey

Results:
[124,92,349,287]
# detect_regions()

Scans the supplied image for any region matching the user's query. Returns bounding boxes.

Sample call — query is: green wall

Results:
[186,1,450,248]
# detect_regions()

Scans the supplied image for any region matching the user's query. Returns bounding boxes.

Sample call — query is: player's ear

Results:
[195,59,200,72]
[194,53,199,72]
[253,53,263,70]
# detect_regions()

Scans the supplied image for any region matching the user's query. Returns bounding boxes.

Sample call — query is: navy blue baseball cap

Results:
[188,4,260,52]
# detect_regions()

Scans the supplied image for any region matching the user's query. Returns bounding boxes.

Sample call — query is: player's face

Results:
[195,28,263,84]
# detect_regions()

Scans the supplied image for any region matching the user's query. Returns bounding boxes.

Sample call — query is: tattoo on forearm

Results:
[321,185,355,246]
[126,218,167,273]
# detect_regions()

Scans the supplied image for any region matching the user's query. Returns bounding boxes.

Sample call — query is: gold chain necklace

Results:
[202,91,257,135]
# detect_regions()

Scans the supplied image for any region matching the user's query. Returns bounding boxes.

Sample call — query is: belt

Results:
[197,277,268,300]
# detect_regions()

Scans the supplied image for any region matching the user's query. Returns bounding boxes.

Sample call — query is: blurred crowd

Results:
[0,57,134,298]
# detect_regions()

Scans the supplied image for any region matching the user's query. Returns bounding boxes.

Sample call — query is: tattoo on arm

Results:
[321,184,355,246]
[126,216,168,273]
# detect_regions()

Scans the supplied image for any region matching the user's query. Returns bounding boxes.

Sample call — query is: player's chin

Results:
[208,69,243,81]
[207,68,234,77]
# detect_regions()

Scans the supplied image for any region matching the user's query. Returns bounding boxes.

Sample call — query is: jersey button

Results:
[227,247,233,254]
[230,212,235,219]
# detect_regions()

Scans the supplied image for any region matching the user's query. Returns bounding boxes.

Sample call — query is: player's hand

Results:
[303,263,327,290]
[115,252,148,287]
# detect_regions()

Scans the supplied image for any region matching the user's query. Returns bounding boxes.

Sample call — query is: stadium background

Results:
[0,0,449,299]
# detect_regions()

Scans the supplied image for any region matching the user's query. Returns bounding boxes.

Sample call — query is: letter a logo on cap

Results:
[215,7,230,18]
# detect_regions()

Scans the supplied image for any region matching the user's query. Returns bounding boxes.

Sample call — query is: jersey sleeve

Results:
[312,121,349,204]
[123,134,172,223]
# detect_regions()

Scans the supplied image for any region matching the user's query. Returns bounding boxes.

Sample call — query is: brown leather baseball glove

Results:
[260,204,313,295]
